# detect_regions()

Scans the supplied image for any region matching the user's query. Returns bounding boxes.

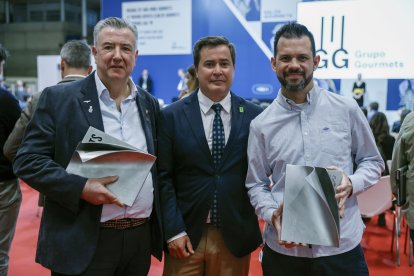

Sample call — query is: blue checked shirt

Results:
[246,84,384,257]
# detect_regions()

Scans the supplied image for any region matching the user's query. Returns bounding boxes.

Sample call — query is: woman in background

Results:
[370,112,395,226]
[178,65,199,100]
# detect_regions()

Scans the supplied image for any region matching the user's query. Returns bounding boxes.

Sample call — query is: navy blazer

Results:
[157,91,263,257]
[13,73,163,274]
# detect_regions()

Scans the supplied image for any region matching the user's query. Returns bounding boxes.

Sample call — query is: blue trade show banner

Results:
[102,0,280,103]
[101,0,414,112]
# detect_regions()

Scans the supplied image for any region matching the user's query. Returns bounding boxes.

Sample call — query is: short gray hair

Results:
[93,17,138,48]
[60,40,91,69]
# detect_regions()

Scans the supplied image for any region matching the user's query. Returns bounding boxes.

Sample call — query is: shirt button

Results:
[304,132,308,135]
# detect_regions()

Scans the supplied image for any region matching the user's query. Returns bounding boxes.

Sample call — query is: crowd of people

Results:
[0,17,412,276]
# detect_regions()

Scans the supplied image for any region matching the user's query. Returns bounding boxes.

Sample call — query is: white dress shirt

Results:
[94,72,154,222]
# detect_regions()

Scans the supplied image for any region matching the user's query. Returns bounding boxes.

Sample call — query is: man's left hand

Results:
[327,166,353,218]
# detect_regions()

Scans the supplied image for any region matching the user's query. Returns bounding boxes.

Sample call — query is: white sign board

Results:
[37,55,61,92]
[261,0,300,23]
[297,0,414,79]
[123,0,192,55]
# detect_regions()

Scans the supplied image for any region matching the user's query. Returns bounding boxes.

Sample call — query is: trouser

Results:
[52,222,151,276]
[0,178,22,276]
[163,224,251,276]
[262,244,369,276]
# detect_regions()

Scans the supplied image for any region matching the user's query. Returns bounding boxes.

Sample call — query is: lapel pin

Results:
[83,100,91,103]
[88,106,93,113]
[239,106,244,113]
[146,109,149,115]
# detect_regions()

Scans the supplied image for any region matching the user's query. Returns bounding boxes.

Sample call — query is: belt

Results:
[100,218,148,230]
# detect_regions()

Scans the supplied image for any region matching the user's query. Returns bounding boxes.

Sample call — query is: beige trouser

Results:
[163,224,251,276]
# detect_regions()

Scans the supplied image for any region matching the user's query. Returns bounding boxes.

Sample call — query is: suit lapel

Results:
[77,75,155,154]
[221,93,245,164]
[183,92,214,162]
[135,90,155,155]
[78,74,104,132]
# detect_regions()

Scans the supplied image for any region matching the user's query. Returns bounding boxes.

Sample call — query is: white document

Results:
[281,165,342,247]
[66,127,156,206]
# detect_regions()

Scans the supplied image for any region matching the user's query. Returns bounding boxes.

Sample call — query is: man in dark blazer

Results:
[4,39,92,162]
[4,40,92,211]
[158,36,262,276]
[13,17,162,276]
[138,68,153,94]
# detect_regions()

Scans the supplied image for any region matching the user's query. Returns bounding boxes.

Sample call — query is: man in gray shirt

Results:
[245,22,384,275]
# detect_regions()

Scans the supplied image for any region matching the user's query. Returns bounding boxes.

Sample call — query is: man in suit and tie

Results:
[4,39,92,162]
[158,36,262,276]
[13,17,163,275]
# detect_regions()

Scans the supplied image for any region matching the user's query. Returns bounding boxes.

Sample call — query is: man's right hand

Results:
[80,176,123,207]
[167,235,195,259]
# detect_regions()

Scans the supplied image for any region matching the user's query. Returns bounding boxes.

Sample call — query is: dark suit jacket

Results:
[157,91,262,257]
[0,87,20,181]
[138,75,153,94]
[13,73,163,274]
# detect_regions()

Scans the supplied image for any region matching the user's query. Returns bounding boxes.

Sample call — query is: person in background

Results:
[391,112,414,251]
[13,17,163,275]
[0,75,9,90]
[0,43,21,276]
[352,73,366,107]
[391,108,411,134]
[4,40,92,211]
[14,80,30,109]
[158,36,262,276]
[138,68,153,94]
[367,101,379,122]
[176,68,188,96]
[360,107,368,118]
[369,112,395,226]
[178,64,199,100]
[245,22,383,276]
[4,39,92,162]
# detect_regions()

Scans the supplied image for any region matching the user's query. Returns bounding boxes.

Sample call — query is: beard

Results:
[277,70,313,93]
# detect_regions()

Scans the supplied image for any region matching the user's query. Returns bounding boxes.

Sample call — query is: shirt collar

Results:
[277,84,319,110]
[197,89,232,115]
[94,71,137,101]
[63,74,86,79]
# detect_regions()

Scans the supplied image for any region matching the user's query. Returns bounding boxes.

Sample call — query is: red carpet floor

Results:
[8,183,413,276]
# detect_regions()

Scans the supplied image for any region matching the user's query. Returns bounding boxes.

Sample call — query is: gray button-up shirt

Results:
[246,84,384,257]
